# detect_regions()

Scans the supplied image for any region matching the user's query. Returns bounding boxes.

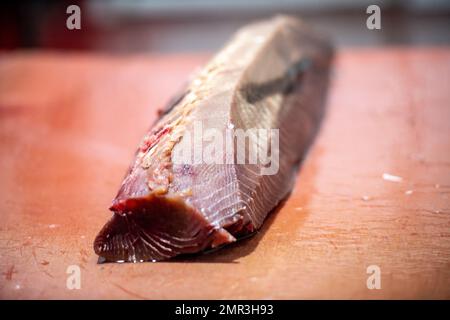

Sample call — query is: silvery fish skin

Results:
[94,16,333,262]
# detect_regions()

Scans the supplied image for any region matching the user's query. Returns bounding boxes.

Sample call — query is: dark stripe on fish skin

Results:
[158,88,190,117]
[150,86,190,127]
[241,58,311,104]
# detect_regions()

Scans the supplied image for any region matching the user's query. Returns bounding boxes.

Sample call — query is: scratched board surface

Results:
[0,49,449,299]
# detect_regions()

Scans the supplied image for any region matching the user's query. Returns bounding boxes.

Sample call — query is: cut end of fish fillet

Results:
[93,194,236,262]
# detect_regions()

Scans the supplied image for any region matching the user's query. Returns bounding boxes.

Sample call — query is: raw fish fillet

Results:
[94,16,333,262]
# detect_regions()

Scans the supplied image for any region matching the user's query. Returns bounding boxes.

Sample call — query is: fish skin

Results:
[94,15,333,262]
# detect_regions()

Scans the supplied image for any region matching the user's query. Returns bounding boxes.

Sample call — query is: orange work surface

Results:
[0,48,449,299]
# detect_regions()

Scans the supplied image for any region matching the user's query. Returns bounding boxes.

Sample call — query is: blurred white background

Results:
[1,0,449,52]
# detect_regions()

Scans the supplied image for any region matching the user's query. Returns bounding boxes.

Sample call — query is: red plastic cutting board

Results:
[0,48,449,299]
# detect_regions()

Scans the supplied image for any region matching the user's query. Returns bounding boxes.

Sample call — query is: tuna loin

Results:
[94,16,333,262]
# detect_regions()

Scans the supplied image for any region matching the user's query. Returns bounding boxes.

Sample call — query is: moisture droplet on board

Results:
[382,173,403,183]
